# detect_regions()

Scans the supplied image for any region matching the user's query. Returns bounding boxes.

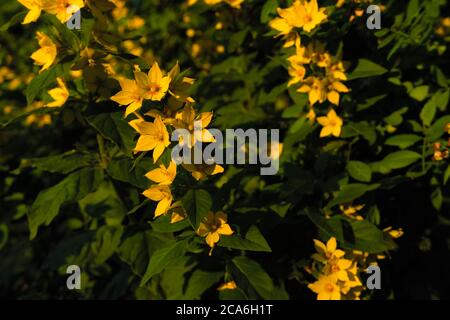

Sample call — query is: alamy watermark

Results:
[66,6,81,30]
[66,265,81,290]
[171,122,281,176]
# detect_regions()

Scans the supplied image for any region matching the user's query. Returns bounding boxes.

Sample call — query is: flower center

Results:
[304,14,313,23]
[148,84,161,94]
[325,283,334,293]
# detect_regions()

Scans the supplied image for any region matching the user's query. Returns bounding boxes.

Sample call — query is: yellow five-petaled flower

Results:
[134,62,171,101]
[46,77,69,107]
[317,109,343,138]
[145,161,177,185]
[31,32,57,73]
[129,116,170,162]
[142,185,173,218]
[197,211,234,255]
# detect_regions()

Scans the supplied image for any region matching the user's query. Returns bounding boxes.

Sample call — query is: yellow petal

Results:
[205,232,220,248]
[218,224,233,236]
[327,91,340,106]
[148,61,163,83]
[327,237,337,252]
[135,135,158,151]
[153,143,166,163]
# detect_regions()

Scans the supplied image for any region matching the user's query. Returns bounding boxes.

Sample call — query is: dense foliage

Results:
[0,0,449,300]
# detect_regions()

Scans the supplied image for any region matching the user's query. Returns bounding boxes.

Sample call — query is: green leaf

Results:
[26,150,95,174]
[431,188,442,211]
[140,239,187,286]
[348,59,387,80]
[91,226,124,264]
[118,232,152,277]
[106,157,152,189]
[0,224,8,251]
[232,256,274,299]
[325,216,397,253]
[0,11,26,31]
[218,225,272,252]
[428,115,450,141]
[86,111,136,156]
[306,208,396,253]
[380,150,421,170]
[435,90,449,111]
[327,183,380,208]
[150,214,190,233]
[27,168,104,239]
[347,161,372,182]
[420,96,437,126]
[385,134,422,149]
[26,66,58,105]
[78,180,126,225]
[341,122,376,145]
[260,0,279,23]
[409,85,429,102]
[444,165,450,185]
[184,270,223,299]
[182,189,212,229]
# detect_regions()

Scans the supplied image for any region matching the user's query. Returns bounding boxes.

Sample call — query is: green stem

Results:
[97,134,108,169]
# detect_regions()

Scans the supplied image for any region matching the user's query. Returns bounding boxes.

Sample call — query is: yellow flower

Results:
[168,201,187,224]
[269,2,303,36]
[217,281,237,291]
[383,227,404,239]
[287,63,306,87]
[324,258,353,281]
[142,185,173,218]
[306,108,316,122]
[145,161,177,185]
[269,0,327,36]
[312,237,346,262]
[197,211,234,254]
[111,78,144,117]
[18,0,43,24]
[300,0,327,32]
[432,142,449,161]
[298,76,327,106]
[134,62,171,101]
[182,162,224,181]
[42,0,85,23]
[46,77,69,107]
[326,77,349,106]
[170,105,215,147]
[269,16,294,37]
[31,32,57,73]
[339,204,365,220]
[317,109,343,138]
[224,0,243,8]
[308,275,341,300]
[129,116,170,162]
[340,263,363,295]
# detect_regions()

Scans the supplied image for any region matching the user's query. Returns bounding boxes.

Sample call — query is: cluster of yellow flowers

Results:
[432,123,450,161]
[307,202,404,300]
[307,229,402,300]
[187,0,244,9]
[18,0,234,255]
[111,60,233,253]
[18,0,85,24]
[307,237,363,300]
[269,0,349,138]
